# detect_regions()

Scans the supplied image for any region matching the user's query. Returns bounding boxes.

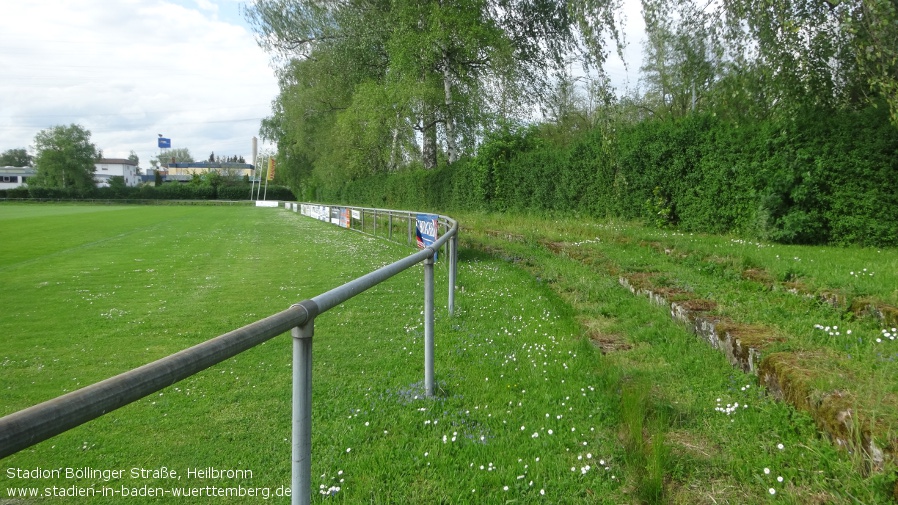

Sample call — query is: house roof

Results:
[0,166,36,175]
[97,158,137,166]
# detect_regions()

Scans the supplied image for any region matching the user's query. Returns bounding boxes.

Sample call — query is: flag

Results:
[267,158,276,181]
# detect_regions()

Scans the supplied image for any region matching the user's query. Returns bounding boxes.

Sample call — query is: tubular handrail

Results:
[0,304,311,458]
[0,203,458,505]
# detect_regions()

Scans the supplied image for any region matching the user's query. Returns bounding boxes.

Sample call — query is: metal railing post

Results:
[448,234,457,316]
[373,209,377,237]
[389,212,393,241]
[292,319,314,505]
[424,254,435,397]
[408,213,413,245]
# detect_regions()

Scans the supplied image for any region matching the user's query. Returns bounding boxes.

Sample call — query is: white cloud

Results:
[0,0,278,166]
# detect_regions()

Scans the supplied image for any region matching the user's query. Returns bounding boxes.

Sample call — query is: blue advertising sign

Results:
[158,138,171,148]
[416,213,439,259]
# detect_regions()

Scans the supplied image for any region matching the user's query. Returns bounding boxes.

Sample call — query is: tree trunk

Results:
[421,116,437,170]
[441,51,458,164]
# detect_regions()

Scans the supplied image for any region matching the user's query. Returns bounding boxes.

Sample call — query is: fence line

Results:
[0,202,458,505]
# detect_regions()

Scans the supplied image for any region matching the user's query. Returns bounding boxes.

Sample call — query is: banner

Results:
[416,214,439,259]
[267,158,276,181]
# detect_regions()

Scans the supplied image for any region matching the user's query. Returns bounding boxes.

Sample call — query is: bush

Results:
[1,187,30,199]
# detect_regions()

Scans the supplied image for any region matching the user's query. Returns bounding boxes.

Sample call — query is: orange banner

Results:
[267,158,276,181]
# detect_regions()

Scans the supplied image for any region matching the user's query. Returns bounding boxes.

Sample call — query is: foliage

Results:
[0,148,32,167]
[29,124,98,191]
[152,148,194,168]
[245,0,623,187]
[331,101,898,247]
[849,1,898,125]
[257,0,898,248]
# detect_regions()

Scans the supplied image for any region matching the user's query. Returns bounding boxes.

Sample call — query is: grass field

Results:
[0,203,895,503]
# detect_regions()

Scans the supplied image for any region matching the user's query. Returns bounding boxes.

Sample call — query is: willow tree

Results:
[245,0,622,183]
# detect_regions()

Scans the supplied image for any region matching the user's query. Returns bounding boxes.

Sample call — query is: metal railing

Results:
[0,203,458,505]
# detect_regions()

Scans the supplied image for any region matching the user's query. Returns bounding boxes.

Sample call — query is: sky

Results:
[1,0,279,168]
[1,1,645,170]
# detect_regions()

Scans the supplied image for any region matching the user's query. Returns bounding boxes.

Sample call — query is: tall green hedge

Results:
[318,105,898,247]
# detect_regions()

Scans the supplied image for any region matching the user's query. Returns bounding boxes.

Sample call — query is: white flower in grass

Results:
[763,467,770,475]
[769,488,776,495]
[777,443,784,450]
[777,476,784,483]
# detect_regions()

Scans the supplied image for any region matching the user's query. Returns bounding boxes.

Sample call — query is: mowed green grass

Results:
[0,204,888,503]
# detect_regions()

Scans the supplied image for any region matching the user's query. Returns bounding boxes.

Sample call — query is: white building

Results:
[94,158,140,187]
[0,166,35,190]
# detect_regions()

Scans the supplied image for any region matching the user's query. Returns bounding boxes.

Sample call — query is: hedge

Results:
[321,104,898,247]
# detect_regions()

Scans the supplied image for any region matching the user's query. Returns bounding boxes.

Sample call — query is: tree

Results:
[848,1,898,125]
[153,148,194,167]
[245,0,624,182]
[30,124,98,190]
[637,0,721,119]
[0,148,32,167]
[127,150,139,167]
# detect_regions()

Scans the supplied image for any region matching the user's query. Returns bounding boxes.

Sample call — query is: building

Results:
[139,163,255,185]
[94,158,140,187]
[165,162,254,179]
[0,166,35,190]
